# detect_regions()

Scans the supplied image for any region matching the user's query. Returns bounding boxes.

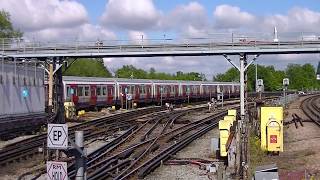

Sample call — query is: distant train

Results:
[56,76,241,110]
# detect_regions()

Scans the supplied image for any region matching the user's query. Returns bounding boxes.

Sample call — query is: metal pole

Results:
[161,92,163,106]
[255,63,258,92]
[126,98,128,110]
[1,55,3,83]
[55,59,65,123]
[75,131,85,180]
[14,58,16,84]
[222,92,224,108]
[240,55,245,119]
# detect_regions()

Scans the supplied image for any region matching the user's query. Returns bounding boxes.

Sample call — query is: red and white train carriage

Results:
[62,76,240,109]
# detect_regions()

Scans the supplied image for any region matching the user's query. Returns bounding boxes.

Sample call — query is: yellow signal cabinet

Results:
[228,109,237,117]
[260,107,283,152]
[219,120,232,157]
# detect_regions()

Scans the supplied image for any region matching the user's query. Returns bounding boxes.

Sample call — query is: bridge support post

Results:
[55,58,65,124]
[223,54,260,178]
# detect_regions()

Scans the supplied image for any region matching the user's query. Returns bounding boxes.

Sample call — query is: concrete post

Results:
[75,131,85,180]
[48,63,53,113]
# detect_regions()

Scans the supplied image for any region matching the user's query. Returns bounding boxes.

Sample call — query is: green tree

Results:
[286,63,319,90]
[214,63,320,92]
[116,65,148,79]
[213,68,239,82]
[63,58,112,77]
[0,10,22,38]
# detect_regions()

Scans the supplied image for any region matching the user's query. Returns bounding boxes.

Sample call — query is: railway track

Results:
[0,107,163,167]
[301,95,320,126]
[20,101,240,179]
[69,103,240,180]
[0,113,49,140]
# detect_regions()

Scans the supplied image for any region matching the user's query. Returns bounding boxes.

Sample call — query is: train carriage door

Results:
[182,85,186,97]
[146,85,151,102]
[175,85,179,98]
[90,85,97,106]
[167,85,170,99]
[135,85,140,101]
[107,85,114,104]
[156,85,161,100]
[70,84,78,105]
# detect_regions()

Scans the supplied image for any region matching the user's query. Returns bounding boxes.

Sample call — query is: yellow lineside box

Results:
[219,120,232,157]
[224,115,236,123]
[260,107,283,152]
[228,109,237,117]
[64,102,76,119]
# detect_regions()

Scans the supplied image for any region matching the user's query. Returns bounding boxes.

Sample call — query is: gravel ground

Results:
[262,95,320,177]
[144,110,221,180]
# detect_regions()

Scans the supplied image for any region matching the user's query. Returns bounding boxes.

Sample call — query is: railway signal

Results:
[283,78,289,108]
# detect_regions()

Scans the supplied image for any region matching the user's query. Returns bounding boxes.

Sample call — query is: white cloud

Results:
[127,31,148,44]
[159,2,208,37]
[213,4,256,30]
[24,23,116,42]
[262,7,320,32]
[100,0,160,30]
[0,0,117,42]
[0,0,88,31]
[103,56,232,79]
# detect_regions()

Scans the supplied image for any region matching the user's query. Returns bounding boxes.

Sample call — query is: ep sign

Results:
[47,161,68,180]
[47,124,68,149]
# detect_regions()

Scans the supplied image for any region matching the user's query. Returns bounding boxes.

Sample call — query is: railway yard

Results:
[0,93,318,180]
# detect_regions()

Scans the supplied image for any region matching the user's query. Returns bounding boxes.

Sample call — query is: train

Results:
[59,76,241,110]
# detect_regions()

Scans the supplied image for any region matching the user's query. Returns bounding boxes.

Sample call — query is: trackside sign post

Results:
[48,124,68,149]
[47,161,68,180]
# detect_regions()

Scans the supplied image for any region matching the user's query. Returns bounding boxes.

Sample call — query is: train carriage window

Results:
[139,85,144,94]
[84,86,90,96]
[119,86,122,94]
[102,86,107,96]
[91,87,96,96]
[97,86,101,96]
[66,86,70,97]
[78,86,84,96]
[132,85,135,94]
[108,87,114,96]
[147,86,151,94]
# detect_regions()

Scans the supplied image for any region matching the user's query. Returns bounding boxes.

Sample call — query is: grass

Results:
[248,131,268,178]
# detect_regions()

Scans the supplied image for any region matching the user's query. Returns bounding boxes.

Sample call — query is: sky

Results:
[1,0,320,79]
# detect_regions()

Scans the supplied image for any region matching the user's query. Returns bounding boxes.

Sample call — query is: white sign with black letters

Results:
[47,161,68,180]
[47,124,68,149]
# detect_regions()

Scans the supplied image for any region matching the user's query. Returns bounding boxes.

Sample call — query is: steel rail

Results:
[301,95,320,127]
[0,107,162,166]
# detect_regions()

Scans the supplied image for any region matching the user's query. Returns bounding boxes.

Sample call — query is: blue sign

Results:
[22,88,29,98]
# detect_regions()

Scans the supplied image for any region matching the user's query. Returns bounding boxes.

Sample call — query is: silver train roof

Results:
[62,76,240,85]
